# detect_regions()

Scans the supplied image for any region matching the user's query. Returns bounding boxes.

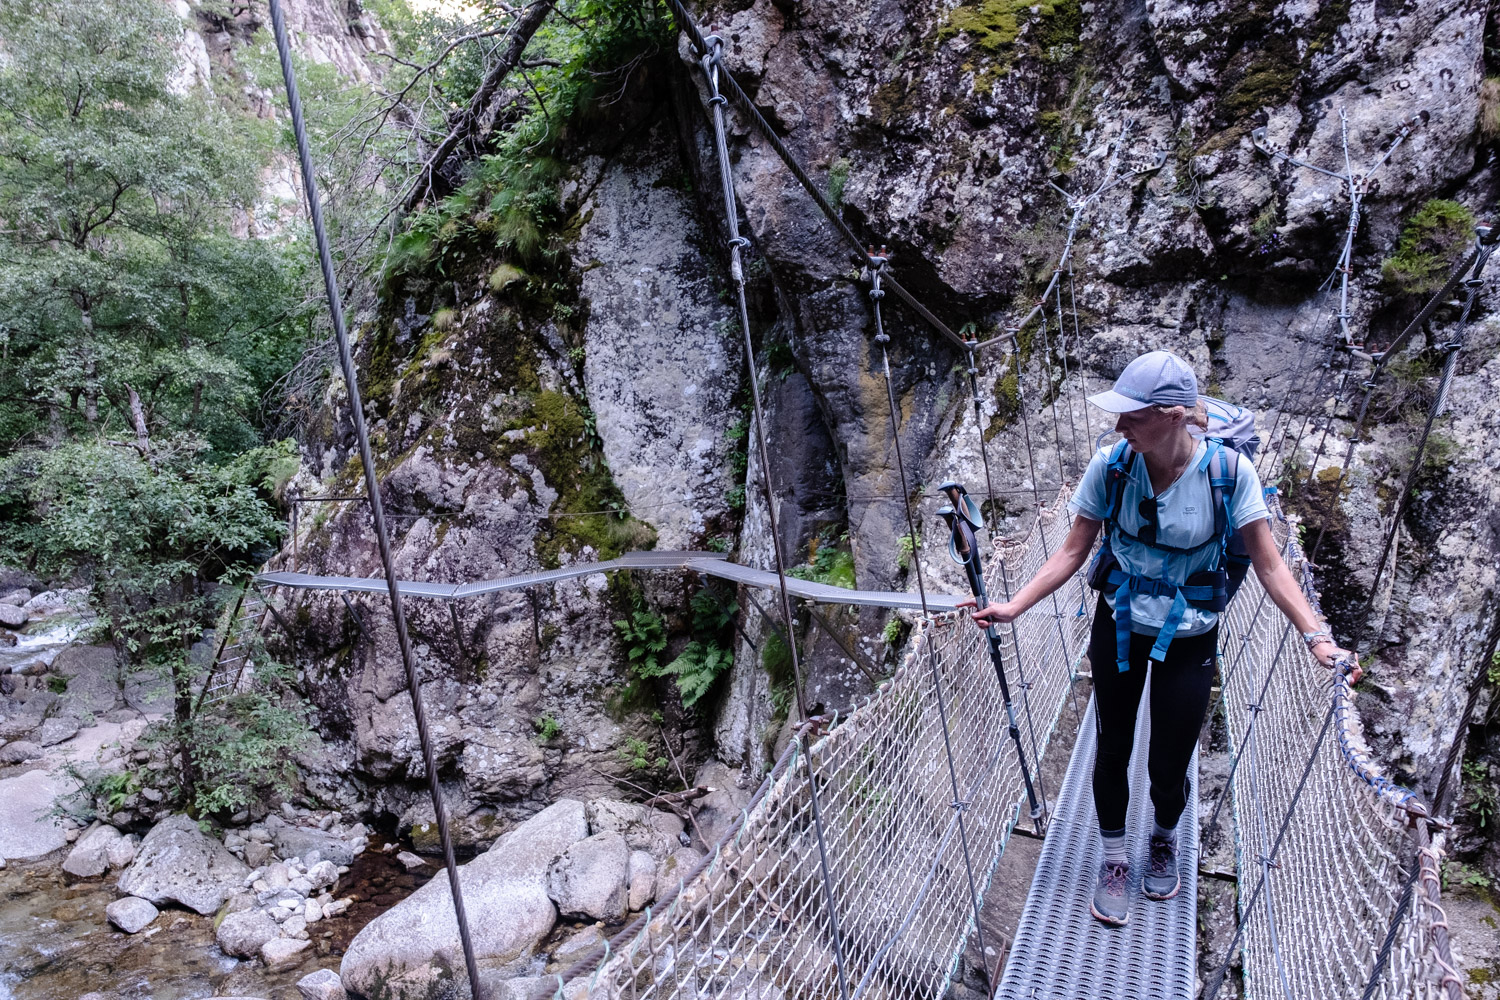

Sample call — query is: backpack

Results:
[1085,397,1265,672]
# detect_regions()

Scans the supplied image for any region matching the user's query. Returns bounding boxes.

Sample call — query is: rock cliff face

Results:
[270,0,1497,894]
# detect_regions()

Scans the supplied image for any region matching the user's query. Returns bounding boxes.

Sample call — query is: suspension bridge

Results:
[245,0,1491,995]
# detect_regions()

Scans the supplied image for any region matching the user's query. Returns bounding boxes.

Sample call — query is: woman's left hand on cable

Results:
[1312,640,1360,682]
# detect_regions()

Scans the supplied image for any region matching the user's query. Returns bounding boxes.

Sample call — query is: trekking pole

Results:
[938,481,1046,831]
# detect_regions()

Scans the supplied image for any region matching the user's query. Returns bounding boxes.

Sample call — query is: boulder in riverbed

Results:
[36,715,81,746]
[216,907,280,959]
[585,798,684,859]
[0,741,43,764]
[62,823,127,878]
[116,814,251,914]
[266,814,356,866]
[627,849,656,911]
[546,831,630,923]
[297,968,347,1000]
[262,935,313,968]
[105,895,158,933]
[0,768,69,859]
[0,603,27,628]
[340,798,589,1000]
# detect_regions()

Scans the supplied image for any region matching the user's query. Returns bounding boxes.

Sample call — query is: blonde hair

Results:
[1152,401,1209,431]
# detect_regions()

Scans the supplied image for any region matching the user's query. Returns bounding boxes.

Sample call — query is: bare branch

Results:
[401,0,556,212]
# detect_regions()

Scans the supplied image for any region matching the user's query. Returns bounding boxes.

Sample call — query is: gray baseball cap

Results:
[1087,350,1199,412]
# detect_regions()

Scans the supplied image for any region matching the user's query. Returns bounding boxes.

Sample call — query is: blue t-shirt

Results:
[1068,440,1270,636]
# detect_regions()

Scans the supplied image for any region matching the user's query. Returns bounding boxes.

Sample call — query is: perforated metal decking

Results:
[996,680,1200,1000]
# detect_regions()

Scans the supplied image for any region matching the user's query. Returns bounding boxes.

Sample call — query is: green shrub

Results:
[827,157,851,209]
[1464,760,1496,829]
[1381,199,1476,297]
[54,764,142,824]
[659,641,732,708]
[897,532,920,572]
[533,713,561,743]
[618,736,666,772]
[882,618,904,645]
[787,530,857,589]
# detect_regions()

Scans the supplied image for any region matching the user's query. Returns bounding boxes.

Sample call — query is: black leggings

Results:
[1088,594,1217,837]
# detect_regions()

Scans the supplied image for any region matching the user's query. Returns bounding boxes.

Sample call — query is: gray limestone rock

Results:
[689,760,752,850]
[216,907,280,959]
[0,587,31,606]
[626,849,656,912]
[36,716,81,747]
[296,968,347,1000]
[340,798,589,1000]
[244,840,273,868]
[576,122,743,550]
[105,896,158,934]
[121,665,172,716]
[0,604,27,628]
[0,768,69,859]
[546,830,630,924]
[116,814,251,914]
[584,798,683,859]
[50,645,121,716]
[261,935,312,968]
[653,846,706,904]
[105,833,138,870]
[62,824,126,878]
[307,859,339,888]
[550,923,606,968]
[0,741,42,764]
[266,814,355,867]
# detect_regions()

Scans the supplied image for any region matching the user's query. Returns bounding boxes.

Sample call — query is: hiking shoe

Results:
[1090,860,1131,926]
[1143,835,1181,901]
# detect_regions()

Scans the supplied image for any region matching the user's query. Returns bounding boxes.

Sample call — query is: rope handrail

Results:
[1201,511,1462,1000]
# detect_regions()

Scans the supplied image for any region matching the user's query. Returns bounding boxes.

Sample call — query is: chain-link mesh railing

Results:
[1219,506,1451,1000]
[559,491,1089,999]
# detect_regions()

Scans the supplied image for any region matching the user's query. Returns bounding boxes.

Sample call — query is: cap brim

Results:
[1086,389,1152,413]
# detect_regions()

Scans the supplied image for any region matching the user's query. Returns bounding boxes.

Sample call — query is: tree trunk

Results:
[125,384,151,456]
[402,0,555,211]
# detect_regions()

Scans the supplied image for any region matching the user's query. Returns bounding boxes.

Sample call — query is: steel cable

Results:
[698,37,852,999]
[265,4,485,997]
[865,255,994,977]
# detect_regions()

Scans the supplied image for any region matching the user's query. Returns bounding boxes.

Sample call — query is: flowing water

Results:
[0,617,86,678]
[0,834,434,1000]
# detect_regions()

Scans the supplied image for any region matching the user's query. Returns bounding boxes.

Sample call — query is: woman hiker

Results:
[959,350,1354,927]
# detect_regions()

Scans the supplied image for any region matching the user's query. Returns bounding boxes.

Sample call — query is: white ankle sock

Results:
[1152,819,1177,843]
[1101,833,1128,865]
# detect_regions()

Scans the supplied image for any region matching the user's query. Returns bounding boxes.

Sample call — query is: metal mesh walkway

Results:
[996,686,1199,1000]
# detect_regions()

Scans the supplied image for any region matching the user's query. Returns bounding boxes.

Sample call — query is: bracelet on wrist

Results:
[1302,629,1333,649]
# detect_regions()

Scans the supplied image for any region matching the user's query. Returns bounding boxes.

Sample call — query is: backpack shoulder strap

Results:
[1209,445,1239,562]
[1103,441,1134,527]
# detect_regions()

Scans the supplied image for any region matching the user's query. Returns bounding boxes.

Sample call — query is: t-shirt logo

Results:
[1183,505,1198,514]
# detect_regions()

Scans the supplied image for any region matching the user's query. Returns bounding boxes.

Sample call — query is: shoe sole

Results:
[1089,899,1130,927]
[1143,877,1180,901]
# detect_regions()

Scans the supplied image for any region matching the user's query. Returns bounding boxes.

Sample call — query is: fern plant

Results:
[613,609,668,677]
[661,641,733,708]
